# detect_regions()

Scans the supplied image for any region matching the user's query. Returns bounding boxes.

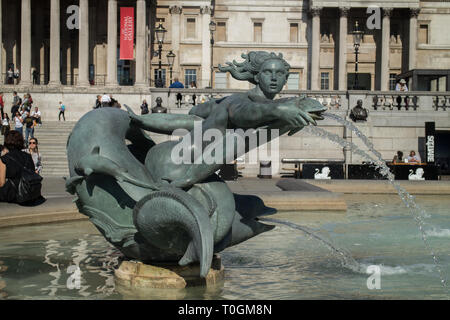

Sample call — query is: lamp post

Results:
[166,50,176,85]
[352,21,364,90]
[209,20,216,88]
[154,23,167,87]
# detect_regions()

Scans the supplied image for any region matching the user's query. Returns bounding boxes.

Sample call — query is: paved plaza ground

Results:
[1,177,450,229]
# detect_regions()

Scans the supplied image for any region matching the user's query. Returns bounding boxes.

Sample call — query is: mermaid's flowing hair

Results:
[218,51,291,85]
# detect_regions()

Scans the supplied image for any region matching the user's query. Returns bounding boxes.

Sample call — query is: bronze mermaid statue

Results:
[66,51,327,277]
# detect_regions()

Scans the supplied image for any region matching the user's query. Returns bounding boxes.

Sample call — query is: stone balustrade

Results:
[150,88,448,114]
[0,85,448,123]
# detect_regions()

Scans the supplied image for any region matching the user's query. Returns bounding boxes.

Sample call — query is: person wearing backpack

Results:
[58,101,66,121]
[0,130,40,203]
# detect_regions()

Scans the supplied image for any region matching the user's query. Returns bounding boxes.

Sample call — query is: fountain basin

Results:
[0,194,448,299]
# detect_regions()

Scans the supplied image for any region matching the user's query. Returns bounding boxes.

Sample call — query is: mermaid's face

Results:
[256,59,288,96]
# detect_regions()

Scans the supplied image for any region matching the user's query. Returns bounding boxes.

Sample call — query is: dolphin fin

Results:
[124,104,140,122]
[65,175,85,194]
[179,242,198,266]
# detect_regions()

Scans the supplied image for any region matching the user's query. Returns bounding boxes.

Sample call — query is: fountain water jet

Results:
[303,113,448,291]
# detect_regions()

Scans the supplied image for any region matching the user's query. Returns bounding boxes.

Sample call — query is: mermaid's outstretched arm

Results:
[124,104,204,135]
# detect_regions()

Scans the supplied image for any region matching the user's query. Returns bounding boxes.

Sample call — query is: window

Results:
[154,69,166,87]
[419,24,429,44]
[389,73,397,91]
[215,72,227,89]
[217,22,227,42]
[186,18,196,39]
[290,23,299,43]
[321,72,329,90]
[254,22,262,43]
[185,69,197,88]
[287,72,299,90]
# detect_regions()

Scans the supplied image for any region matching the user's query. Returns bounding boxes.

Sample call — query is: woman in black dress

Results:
[0,131,35,202]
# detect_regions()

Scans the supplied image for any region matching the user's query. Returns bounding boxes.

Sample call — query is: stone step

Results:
[26,122,73,177]
[42,162,68,166]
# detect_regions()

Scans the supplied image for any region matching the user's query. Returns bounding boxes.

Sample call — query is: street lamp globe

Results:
[155,23,167,44]
[352,21,364,47]
[166,50,176,67]
[209,20,216,33]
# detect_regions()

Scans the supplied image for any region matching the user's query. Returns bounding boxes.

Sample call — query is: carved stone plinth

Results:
[114,254,224,290]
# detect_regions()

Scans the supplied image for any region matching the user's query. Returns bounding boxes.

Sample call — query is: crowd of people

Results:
[1,92,43,145]
[0,92,44,194]
[94,93,122,109]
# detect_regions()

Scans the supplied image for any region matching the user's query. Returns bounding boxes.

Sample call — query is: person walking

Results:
[23,110,35,146]
[11,92,20,120]
[1,113,10,137]
[13,111,24,136]
[190,81,197,106]
[21,94,31,112]
[58,101,66,121]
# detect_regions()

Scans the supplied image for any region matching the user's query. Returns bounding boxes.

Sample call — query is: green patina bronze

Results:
[66,51,327,278]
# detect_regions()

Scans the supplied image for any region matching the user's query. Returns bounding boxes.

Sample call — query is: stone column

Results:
[310,7,322,90]
[20,0,32,85]
[78,0,90,86]
[200,6,211,88]
[169,5,182,80]
[338,7,349,91]
[106,0,118,86]
[49,0,61,86]
[380,8,392,91]
[135,0,147,86]
[409,8,420,71]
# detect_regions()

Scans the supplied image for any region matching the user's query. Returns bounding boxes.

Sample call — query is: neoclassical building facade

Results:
[1,0,449,91]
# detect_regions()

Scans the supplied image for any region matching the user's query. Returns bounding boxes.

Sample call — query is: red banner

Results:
[120,7,134,60]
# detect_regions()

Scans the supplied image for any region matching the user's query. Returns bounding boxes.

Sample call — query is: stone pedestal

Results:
[114,254,224,292]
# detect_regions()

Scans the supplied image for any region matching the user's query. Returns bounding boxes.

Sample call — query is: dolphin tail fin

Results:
[124,104,140,122]
[133,188,214,278]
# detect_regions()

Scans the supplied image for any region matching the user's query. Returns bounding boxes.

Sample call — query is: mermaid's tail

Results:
[133,187,214,278]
